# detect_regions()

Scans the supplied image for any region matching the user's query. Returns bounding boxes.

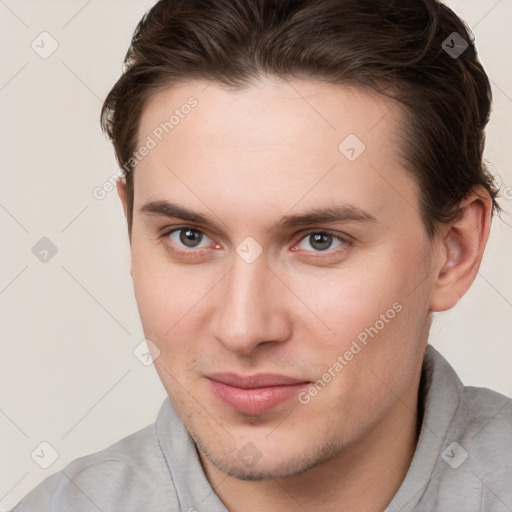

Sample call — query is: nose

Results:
[209,248,291,355]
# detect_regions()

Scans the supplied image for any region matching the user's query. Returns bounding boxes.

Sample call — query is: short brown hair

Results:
[100,0,501,238]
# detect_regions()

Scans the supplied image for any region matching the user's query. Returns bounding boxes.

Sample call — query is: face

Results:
[123,77,436,479]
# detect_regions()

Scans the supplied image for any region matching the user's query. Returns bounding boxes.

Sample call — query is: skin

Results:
[116,77,491,511]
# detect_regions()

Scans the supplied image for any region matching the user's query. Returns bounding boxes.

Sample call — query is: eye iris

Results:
[180,229,202,248]
[310,233,332,251]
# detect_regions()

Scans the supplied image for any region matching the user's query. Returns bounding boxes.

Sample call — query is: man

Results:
[11,0,511,510]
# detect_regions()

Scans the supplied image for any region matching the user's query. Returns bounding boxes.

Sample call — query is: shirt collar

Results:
[384,344,465,511]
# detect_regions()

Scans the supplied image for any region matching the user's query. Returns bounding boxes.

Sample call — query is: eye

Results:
[295,231,346,253]
[163,226,214,251]
[160,226,350,259]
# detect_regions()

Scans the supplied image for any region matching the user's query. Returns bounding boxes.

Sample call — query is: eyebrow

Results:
[139,200,377,233]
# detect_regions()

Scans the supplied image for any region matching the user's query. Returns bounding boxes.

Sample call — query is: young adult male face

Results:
[116,77,490,509]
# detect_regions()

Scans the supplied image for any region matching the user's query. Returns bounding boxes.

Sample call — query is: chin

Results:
[194,430,343,481]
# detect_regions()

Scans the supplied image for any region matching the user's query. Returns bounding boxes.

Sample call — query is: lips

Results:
[205,373,310,415]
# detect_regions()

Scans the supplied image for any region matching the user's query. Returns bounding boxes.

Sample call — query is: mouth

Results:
[205,373,310,415]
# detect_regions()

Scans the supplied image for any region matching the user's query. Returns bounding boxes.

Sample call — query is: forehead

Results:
[138,77,400,155]
[133,78,416,227]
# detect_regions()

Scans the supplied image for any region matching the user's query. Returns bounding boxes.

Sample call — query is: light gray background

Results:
[1,1,511,509]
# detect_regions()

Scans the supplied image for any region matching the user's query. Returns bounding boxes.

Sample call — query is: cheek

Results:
[286,265,405,354]
[294,242,432,371]
[130,240,180,336]
[130,247,205,390]
[130,239,218,346]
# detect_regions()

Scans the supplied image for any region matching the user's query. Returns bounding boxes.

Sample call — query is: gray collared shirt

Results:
[10,345,512,511]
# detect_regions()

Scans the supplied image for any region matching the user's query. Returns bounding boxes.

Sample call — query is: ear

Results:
[116,177,133,276]
[116,176,129,220]
[429,187,492,312]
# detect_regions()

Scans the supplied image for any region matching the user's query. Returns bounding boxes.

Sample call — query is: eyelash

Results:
[159,225,351,259]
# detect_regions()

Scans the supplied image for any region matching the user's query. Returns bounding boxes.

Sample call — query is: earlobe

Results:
[429,188,492,312]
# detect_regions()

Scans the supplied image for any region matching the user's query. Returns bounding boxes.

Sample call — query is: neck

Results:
[199,358,423,512]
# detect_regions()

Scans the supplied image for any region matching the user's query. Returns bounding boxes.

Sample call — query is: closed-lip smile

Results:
[205,372,310,415]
